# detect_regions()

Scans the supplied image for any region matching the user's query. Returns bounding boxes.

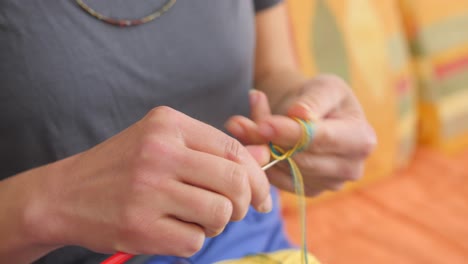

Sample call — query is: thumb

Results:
[287,102,318,121]
[287,76,350,120]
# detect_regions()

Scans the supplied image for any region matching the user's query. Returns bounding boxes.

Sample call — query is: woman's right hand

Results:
[23,106,272,258]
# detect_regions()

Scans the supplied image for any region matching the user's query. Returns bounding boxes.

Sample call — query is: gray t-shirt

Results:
[0,0,283,263]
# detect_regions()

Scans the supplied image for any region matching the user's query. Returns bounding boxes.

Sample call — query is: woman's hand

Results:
[226,75,377,196]
[5,107,271,262]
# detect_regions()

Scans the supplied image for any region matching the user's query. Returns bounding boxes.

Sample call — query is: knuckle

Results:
[348,122,377,159]
[314,75,351,101]
[299,75,352,116]
[223,138,242,161]
[207,199,232,236]
[297,84,322,111]
[224,165,250,221]
[295,153,317,170]
[226,164,249,196]
[258,182,271,202]
[250,178,271,212]
[360,125,377,157]
[304,95,322,111]
[338,162,363,181]
[131,139,178,186]
[313,126,335,153]
[139,135,177,161]
[180,232,205,257]
[147,106,176,121]
[316,74,350,91]
[145,106,183,134]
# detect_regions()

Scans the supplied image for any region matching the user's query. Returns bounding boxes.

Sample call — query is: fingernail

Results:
[298,102,310,111]
[298,102,319,122]
[258,123,274,138]
[258,194,273,213]
[249,90,259,105]
[226,121,244,136]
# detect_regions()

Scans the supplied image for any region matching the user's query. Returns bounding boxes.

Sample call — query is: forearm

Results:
[0,162,66,263]
[253,3,309,115]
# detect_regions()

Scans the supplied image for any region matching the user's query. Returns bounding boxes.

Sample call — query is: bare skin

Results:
[227,77,376,196]
[0,107,272,263]
[225,4,376,196]
[0,3,376,263]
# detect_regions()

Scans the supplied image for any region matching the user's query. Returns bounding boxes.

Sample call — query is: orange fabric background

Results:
[282,149,468,263]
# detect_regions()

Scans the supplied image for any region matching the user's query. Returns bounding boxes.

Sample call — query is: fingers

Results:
[141,218,205,257]
[113,201,205,257]
[227,115,376,158]
[245,145,271,166]
[293,152,366,182]
[257,117,376,157]
[159,180,233,238]
[257,116,304,148]
[225,90,271,144]
[249,90,271,122]
[224,76,375,199]
[175,148,252,220]
[225,116,265,145]
[311,119,377,157]
[228,75,373,157]
[266,153,365,195]
[145,107,272,213]
[287,75,354,120]
[267,168,346,196]
[183,137,272,216]
[227,115,305,149]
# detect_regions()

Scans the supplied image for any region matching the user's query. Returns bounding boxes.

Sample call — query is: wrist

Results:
[21,164,63,247]
[0,157,76,262]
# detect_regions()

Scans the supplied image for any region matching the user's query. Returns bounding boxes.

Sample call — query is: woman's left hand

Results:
[226,75,377,196]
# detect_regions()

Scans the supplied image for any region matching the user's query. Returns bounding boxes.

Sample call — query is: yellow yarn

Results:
[217,118,320,264]
[216,249,320,264]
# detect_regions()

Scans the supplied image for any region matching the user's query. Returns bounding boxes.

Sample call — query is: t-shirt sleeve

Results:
[254,0,283,12]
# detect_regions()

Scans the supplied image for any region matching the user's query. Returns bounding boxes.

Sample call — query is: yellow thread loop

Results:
[268,118,316,264]
[269,118,315,161]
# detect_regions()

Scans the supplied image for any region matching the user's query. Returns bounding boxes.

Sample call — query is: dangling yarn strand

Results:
[268,118,316,264]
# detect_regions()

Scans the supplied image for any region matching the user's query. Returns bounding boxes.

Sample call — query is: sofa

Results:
[280,1,468,263]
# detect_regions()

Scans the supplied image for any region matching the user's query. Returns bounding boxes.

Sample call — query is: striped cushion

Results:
[400,0,468,153]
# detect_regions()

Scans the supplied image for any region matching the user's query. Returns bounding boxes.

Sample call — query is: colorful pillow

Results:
[399,0,468,154]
